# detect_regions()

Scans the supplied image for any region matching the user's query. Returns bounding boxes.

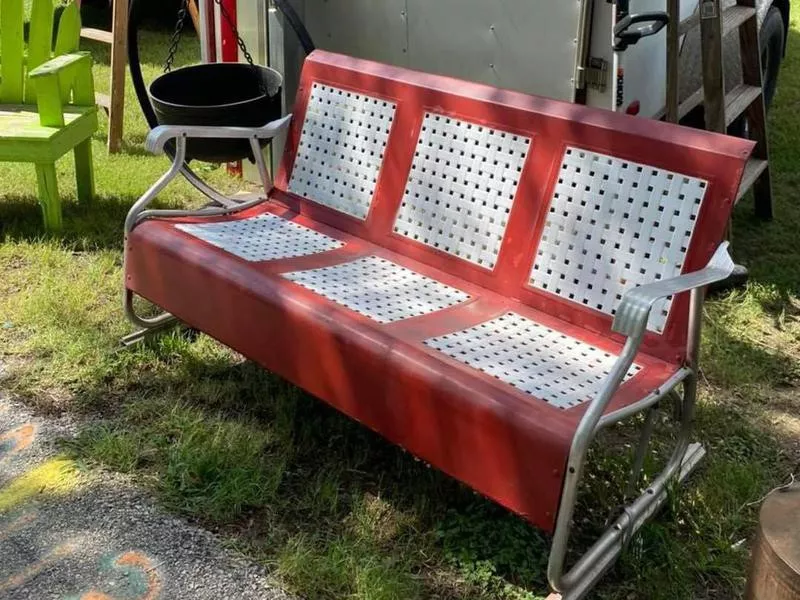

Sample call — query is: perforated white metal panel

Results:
[288,84,396,220]
[393,113,531,269]
[175,213,344,262]
[530,147,708,333]
[426,313,641,409]
[283,256,470,323]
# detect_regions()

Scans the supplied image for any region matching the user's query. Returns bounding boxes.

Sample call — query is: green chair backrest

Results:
[0,0,81,104]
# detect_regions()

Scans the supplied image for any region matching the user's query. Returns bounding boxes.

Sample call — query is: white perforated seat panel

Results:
[425,313,641,409]
[283,256,470,323]
[530,147,708,333]
[175,213,344,262]
[288,84,396,220]
[393,113,531,269]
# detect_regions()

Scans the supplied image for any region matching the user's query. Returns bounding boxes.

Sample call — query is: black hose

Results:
[127,0,159,131]
[273,0,316,55]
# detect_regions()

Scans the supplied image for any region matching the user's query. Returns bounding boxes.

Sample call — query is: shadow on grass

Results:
[59,353,555,599]
[0,194,133,251]
[19,321,776,600]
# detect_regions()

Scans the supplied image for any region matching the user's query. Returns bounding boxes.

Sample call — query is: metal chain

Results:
[163,0,265,95]
[164,0,189,73]
[213,0,257,67]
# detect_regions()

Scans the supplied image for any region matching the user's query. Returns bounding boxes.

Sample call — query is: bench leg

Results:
[121,320,183,347]
[74,138,95,203]
[548,288,707,600]
[35,162,62,231]
[122,288,179,339]
[556,440,706,600]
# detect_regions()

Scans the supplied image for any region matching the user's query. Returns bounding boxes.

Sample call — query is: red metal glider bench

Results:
[124,51,754,599]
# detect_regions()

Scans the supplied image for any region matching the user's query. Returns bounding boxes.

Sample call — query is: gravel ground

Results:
[0,393,292,600]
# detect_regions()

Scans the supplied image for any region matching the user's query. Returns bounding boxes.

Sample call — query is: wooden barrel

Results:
[746,486,800,600]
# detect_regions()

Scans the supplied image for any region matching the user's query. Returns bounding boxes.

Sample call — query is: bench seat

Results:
[127,199,682,533]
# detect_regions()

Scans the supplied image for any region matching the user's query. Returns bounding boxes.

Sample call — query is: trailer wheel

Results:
[761,6,785,110]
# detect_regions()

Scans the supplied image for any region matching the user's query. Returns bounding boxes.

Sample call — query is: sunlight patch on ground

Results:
[0,458,81,513]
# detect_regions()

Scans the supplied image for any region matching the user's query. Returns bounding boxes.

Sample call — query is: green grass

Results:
[1,6,799,600]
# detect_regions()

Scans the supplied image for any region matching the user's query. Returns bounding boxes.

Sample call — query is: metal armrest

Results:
[144,114,293,155]
[548,242,734,595]
[612,243,735,339]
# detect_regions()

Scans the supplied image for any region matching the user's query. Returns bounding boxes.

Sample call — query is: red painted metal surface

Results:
[125,51,753,532]
[219,0,239,63]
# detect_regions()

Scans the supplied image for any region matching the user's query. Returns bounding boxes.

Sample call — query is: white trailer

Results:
[200,0,788,120]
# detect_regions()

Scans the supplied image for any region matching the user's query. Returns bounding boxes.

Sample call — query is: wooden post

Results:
[77,0,127,153]
[699,0,725,133]
[738,0,773,219]
[665,0,680,122]
[107,0,128,153]
[188,0,201,33]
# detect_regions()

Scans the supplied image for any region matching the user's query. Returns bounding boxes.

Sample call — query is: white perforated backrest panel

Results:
[287,84,396,220]
[393,113,531,269]
[530,147,708,333]
[175,213,343,262]
[426,313,641,409]
[283,256,470,323]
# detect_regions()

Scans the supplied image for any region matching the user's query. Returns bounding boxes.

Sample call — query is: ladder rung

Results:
[678,5,756,36]
[737,159,769,204]
[725,84,762,127]
[81,27,114,44]
[722,5,757,34]
[678,88,704,121]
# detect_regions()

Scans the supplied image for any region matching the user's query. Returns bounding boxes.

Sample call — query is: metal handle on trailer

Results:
[612,1,671,111]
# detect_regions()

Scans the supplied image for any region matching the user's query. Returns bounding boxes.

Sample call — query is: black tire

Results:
[760,6,785,111]
[728,6,785,136]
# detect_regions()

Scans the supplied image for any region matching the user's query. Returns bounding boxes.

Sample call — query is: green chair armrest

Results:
[28,51,91,79]
[29,52,96,128]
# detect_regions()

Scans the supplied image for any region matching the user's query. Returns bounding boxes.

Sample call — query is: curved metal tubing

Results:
[124,116,292,235]
[144,115,292,154]
[124,288,178,331]
[183,168,244,208]
[596,368,691,430]
[547,245,735,598]
[124,135,188,235]
[123,116,293,334]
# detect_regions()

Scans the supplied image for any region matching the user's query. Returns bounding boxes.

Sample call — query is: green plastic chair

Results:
[0,0,98,230]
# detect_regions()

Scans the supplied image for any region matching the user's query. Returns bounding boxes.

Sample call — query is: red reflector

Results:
[625,101,641,116]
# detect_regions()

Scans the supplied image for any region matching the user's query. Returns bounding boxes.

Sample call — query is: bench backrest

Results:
[274,51,753,364]
[0,0,81,104]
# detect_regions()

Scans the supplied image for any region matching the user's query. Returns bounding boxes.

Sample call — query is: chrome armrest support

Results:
[124,115,293,235]
[547,242,735,595]
[144,114,293,154]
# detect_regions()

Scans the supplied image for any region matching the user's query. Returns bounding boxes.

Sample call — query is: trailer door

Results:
[404,0,583,103]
